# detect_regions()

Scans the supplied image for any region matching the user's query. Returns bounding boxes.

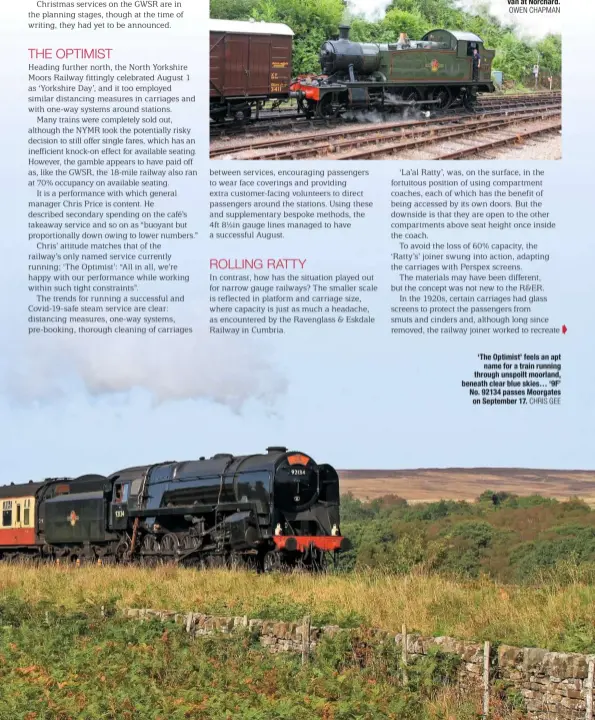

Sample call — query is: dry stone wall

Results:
[498,645,594,720]
[123,608,595,719]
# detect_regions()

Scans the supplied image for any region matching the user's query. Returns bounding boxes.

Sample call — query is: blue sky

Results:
[0,0,591,484]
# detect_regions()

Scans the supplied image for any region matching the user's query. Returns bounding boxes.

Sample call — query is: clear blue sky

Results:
[0,2,591,484]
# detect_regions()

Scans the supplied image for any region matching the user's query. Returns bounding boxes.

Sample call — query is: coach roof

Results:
[209,19,294,36]
[0,481,44,499]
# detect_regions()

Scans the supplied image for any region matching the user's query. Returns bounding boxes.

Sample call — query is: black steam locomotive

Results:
[291,26,496,116]
[0,447,348,571]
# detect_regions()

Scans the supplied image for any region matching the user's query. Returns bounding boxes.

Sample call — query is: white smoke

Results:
[6,324,288,413]
[341,6,354,25]
[343,93,432,123]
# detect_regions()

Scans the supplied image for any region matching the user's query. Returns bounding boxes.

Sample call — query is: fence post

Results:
[483,641,490,718]
[586,657,594,720]
[301,615,311,665]
[402,623,408,685]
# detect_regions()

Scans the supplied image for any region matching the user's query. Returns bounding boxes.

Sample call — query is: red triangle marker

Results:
[562,325,567,334]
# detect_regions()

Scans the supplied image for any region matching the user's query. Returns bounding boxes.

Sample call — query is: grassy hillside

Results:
[0,603,517,720]
[1,562,595,653]
[339,492,595,585]
[338,468,595,505]
[3,492,591,718]
[2,492,593,720]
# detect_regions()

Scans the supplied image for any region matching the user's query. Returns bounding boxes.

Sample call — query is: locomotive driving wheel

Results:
[429,86,452,111]
[160,533,180,557]
[402,89,420,106]
[115,540,130,563]
[140,535,160,565]
[315,95,339,119]
[181,534,201,552]
[142,534,160,553]
[462,88,478,111]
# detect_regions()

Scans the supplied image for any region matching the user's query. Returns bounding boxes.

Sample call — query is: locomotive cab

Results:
[422,29,494,84]
[110,479,130,530]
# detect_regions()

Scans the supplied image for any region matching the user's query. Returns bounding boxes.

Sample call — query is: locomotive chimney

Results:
[338,24,350,41]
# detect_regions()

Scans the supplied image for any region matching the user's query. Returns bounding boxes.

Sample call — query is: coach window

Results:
[2,501,12,527]
[24,499,31,527]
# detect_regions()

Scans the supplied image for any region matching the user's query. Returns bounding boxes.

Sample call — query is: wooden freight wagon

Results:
[209,19,294,122]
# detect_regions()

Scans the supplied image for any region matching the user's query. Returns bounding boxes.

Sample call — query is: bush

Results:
[210,0,562,80]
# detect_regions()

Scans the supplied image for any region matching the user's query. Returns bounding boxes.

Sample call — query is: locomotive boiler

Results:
[0,447,348,572]
[291,25,495,117]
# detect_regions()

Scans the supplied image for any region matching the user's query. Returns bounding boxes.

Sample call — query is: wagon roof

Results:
[209,19,294,36]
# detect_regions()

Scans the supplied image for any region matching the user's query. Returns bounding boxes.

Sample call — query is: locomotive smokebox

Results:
[319,30,383,77]
[338,24,350,40]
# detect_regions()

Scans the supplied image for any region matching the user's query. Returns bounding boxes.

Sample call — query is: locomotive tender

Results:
[209,19,495,122]
[0,447,347,571]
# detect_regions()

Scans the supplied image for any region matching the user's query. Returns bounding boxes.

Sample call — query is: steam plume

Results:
[5,325,287,413]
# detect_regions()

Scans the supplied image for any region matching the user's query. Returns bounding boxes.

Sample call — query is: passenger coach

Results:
[0,482,41,552]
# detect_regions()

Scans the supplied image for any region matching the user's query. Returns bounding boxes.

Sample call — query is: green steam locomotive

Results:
[291,25,496,116]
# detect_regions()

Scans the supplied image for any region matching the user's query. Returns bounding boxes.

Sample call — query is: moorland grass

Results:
[0,605,523,720]
[1,563,594,653]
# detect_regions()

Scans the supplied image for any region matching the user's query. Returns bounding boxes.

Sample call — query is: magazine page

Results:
[0,0,592,717]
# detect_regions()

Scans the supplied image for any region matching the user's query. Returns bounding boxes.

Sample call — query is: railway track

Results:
[210,113,328,140]
[431,120,562,160]
[340,115,561,160]
[210,101,561,160]
[210,93,561,146]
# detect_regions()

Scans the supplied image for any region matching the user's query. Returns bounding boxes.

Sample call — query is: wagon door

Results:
[14,501,22,530]
[210,31,225,98]
[271,35,292,95]
[224,33,250,96]
[248,35,272,95]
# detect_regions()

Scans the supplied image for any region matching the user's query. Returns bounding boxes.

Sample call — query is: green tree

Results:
[252,0,345,73]
[210,0,256,20]
[210,0,561,95]
[383,8,429,40]
[536,34,562,75]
